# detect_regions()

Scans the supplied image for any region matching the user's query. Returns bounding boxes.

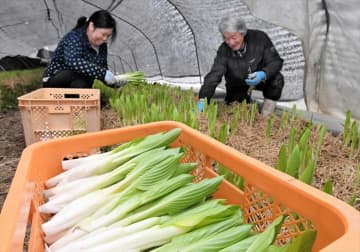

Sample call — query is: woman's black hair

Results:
[73,10,117,42]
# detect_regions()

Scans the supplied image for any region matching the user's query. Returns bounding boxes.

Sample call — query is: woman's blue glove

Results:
[245,71,266,86]
[105,70,116,85]
[197,99,204,112]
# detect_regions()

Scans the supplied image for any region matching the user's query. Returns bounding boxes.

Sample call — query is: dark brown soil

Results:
[0,109,26,209]
[0,107,359,212]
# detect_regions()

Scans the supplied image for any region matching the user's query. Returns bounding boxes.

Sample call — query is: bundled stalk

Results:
[115,71,146,85]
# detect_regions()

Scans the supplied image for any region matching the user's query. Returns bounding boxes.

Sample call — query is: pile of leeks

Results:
[40,128,316,252]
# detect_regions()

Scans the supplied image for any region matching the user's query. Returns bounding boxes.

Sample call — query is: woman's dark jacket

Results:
[45,28,108,81]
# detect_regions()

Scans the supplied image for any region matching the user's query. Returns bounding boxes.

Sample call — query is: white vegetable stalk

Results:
[39,163,135,214]
[46,155,118,188]
[48,171,192,246]
[60,140,134,170]
[41,148,183,235]
[40,147,178,214]
[61,153,104,170]
[41,190,119,237]
[44,228,70,245]
[52,216,170,252]
[66,198,235,252]
[83,225,185,252]
[45,128,182,187]
[43,160,135,200]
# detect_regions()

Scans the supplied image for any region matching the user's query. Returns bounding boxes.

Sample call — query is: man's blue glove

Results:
[197,99,204,112]
[245,71,266,86]
[105,70,116,85]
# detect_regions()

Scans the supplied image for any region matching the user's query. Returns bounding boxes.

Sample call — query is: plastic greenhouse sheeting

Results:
[0,0,359,119]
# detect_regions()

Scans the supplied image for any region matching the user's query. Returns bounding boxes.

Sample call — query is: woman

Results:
[43,10,119,88]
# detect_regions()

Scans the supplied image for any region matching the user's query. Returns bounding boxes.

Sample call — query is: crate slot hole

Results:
[64,93,80,99]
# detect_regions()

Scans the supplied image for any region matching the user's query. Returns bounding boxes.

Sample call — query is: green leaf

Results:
[323,181,333,195]
[246,215,285,252]
[298,127,311,152]
[163,199,238,229]
[117,176,224,226]
[286,145,301,178]
[264,245,287,252]
[276,144,288,172]
[290,104,297,121]
[281,230,317,252]
[134,152,183,191]
[141,174,195,202]
[154,210,245,252]
[219,235,259,252]
[279,111,289,130]
[265,116,274,144]
[288,128,296,154]
[173,162,197,176]
[304,146,314,169]
[217,123,229,143]
[207,101,218,137]
[350,121,359,159]
[180,224,253,252]
[231,107,240,136]
[299,159,316,185]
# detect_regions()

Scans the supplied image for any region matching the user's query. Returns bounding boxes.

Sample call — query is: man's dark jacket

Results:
[199,29,283,100]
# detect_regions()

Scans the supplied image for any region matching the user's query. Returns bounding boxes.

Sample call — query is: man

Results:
[198,17,284,116]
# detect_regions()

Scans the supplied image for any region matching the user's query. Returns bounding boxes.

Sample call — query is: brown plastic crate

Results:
[0,121,359,251]
[18,88,100,145]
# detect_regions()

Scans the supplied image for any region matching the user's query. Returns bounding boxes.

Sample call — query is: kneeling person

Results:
[198,16,284,116]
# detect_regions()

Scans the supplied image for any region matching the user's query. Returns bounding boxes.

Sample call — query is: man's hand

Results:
[104,70,116,85]
[245,71,266,86]
[197,99,204,112]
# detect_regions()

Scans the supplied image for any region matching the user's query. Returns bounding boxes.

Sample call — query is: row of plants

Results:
[94,81,200,129]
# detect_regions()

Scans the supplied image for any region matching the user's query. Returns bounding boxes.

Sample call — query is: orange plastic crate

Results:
[0,121,359,251]
[18,88,100,146]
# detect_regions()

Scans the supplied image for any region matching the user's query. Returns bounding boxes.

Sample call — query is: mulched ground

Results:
[1,107,359,212]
